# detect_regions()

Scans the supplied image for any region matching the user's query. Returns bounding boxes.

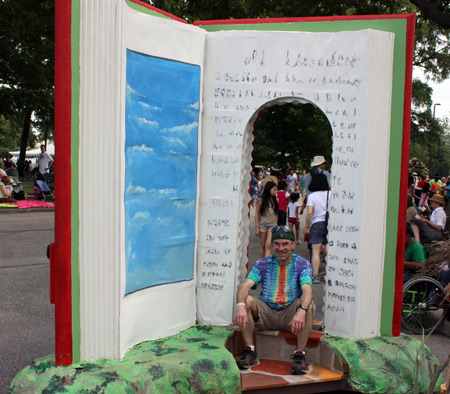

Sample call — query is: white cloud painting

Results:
[124,50,200,294]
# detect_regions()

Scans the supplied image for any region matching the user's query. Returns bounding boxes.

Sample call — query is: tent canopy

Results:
[9,143,55,158]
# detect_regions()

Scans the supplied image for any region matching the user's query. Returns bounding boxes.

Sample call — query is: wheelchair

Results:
[402,275,448,334]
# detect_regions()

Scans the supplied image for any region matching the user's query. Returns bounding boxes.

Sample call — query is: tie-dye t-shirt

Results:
[247,254,312,311]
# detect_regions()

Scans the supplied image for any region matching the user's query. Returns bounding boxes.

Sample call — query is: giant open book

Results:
[54,0,415,364]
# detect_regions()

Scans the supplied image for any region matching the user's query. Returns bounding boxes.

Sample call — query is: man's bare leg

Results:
[242,295,259,346]
[264,231,273,257]
[296,305,314,351]
[259,232,267,258]
[236,295,260,369]
[311,244,322,278]
[291,305,314,374]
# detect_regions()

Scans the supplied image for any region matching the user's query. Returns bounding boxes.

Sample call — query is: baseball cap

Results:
[271,226,295,242]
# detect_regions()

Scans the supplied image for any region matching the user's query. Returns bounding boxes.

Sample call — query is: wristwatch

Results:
[299,304,308,311]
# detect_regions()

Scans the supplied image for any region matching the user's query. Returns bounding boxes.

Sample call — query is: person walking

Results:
[417,174,429,207]
[300,156,330,215]
[298,169,307,199]
[287,193,301,242]
[286,168,298,194]
[276,180,290,226]
[303,156,330,199]
[304,172,329,284]
[255,181,279,258]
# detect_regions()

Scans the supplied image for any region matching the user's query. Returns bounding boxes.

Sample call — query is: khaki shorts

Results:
[259,224,275,233]
[254,298,315,331]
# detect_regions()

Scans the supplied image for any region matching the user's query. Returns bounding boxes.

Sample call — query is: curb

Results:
[0,208,55,214]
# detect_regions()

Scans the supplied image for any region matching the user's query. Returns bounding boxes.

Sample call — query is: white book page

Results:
[118,4,206,357]
[197,29,393,338]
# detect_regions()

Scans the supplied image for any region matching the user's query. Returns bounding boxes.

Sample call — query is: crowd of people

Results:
[405,172,450,291]
[2,154,33,180]
[239,162,450,374]
[0,145,54,203]
[250,164,450,290]
[1,145,54,179]
[250,156,330,284]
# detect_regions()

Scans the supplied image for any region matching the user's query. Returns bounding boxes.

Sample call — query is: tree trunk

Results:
[410,0,450,28]
[18,109,32,178]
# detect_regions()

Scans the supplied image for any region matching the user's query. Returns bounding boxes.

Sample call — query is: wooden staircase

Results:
[226,321,349,393]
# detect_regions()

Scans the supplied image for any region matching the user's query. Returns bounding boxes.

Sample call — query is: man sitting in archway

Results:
[234,226,314,375]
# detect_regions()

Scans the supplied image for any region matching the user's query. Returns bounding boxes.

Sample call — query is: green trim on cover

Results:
[380,19,407,336]
[71,0,81,364]
[198,18,408,335]
[125,0,175,20]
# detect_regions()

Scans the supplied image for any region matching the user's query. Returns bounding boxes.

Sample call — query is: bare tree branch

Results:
[426,354,450,394]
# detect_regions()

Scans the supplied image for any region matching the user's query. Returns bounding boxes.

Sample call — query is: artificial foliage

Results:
[9,325,241,394]
[323,334,443,394]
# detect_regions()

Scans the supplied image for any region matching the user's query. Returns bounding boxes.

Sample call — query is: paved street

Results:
[1,211,54,394]
[2,209,449,393]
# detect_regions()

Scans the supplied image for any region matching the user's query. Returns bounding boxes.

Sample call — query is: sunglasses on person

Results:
[271,226,292,233]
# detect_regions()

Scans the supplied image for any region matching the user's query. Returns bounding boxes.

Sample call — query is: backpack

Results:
[308,168,328,192]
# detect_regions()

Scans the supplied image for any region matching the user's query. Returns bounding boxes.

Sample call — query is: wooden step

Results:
[240,358,346,393]
[255,329,324,366]
[226,321,348,393]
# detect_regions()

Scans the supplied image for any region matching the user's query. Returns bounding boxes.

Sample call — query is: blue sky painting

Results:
[125,50,200,294]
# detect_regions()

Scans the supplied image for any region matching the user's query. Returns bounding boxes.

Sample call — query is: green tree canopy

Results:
[0,0,54,174]
[2,0,450,176]
[149,0,450,175]
[252,104,332,171]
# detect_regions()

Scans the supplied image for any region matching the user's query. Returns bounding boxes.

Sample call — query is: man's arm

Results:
[404,261,424,271]
[288,284,313,335]
[45,153,54,170]
[236,278,255,304]
[421,217,444,231]
[235,278,256,329]
[299,283,313,309]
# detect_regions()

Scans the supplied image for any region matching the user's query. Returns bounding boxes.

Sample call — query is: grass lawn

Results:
[22,185,55,203]
[23,186,34,195]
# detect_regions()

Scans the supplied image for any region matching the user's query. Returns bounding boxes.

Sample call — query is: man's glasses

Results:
[271,226,292,234]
